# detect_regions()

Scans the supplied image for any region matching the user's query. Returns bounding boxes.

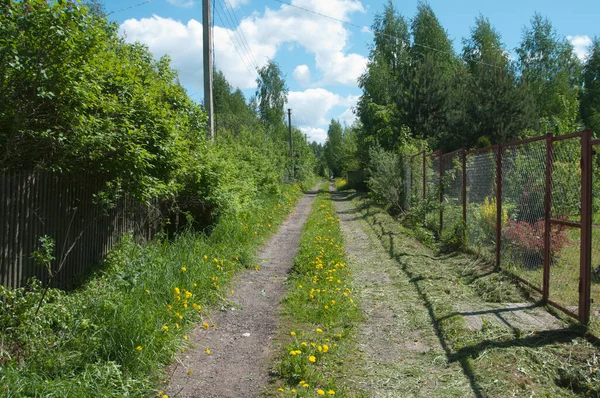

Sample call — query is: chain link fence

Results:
[404,131,596,326]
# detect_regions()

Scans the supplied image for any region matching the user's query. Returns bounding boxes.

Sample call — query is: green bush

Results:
[366,146,405,213]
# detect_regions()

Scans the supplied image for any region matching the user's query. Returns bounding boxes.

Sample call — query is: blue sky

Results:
[104,0,599,143]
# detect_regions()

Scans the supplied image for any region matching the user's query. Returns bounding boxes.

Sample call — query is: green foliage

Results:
[324,119,344,177]
[0,1,207,202]
[255,59,288,134]
[274,188,360,397]
[366,146,405,213]
[581,38,600,135]
[0,185,302,396]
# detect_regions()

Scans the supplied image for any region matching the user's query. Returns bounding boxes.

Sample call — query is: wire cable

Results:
[222,0,260,70]
[270,0,504,70]
[216,0,259,73]
[214,5,258,81]
[107,0,153,16]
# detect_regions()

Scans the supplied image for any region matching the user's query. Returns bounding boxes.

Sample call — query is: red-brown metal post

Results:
[422,151,426,200]
[543,133,554,302]
[462,149,467,241]
[439,150,444,235]
[495,145,502,270]
[580,130,592,324]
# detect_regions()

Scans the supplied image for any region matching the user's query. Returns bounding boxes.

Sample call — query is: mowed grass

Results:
[349,192,600,397]
[266,186,363,398]
[0,186,302,397]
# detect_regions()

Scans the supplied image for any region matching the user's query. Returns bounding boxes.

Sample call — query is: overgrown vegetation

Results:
[0,186,302,396]
[269,187,362,397]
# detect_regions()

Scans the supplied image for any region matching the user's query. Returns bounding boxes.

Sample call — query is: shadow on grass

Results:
[349,195,586,398]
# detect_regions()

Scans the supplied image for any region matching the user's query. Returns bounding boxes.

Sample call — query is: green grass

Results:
[351,193,600,397]
[0,185,302,397]
[266,186,363,398]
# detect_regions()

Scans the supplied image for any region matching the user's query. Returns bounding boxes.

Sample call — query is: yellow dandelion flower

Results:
[331,300,335,305]
[231,290,235,295]
[184,335,188,341]
[298,285,303,289]
[327,390,335,395]
[174,287,180,295]
[316,328,323,333]
[163,325,169,332]
[291,389,296,393]
[203,255,208,260]
[308,355,316,363]
[188,369,193,375]
[278,387,284,392]
[317,390,325,396]
[324,305,329,309]
[145,289,150,294]
[203,323,209,329]
[175,323,179,329]
[290,331,296,336]
[166,305,172,310]
[301,342,307,346]
[162,395,168,398]
[205,347,211,355]
[136,346,143,351]
[318,345,323,352]
[181,267,187,272]
[323,345,329,353]
[213,258,218,263]
[211,323,216,327]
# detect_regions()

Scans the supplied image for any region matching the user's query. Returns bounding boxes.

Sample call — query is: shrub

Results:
[367,146,405,213]
[477,197,508,242]
[503,219,570,267]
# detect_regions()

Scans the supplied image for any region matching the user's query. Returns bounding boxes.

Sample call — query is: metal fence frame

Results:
[406,130,594,324]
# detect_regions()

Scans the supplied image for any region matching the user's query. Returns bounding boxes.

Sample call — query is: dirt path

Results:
[165,189,318,398]
[330,188,473,397]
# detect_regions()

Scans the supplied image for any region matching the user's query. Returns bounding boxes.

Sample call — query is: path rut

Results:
[165,189,317,398]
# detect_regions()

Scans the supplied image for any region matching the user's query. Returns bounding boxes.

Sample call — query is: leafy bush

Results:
[503,219,570,267]
[366,146,405,213]
[477,197,508,242]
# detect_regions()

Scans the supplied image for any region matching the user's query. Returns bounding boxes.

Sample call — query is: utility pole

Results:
[202,0,214,141]
[288,108,294,180]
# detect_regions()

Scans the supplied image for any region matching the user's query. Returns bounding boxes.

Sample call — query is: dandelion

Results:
[308,355,316,363]
[317,390,325,395]
[291,389,296,393]
[323,345,329,353]
[174,287,180,295]
[188,369,193,375]
[318,345,323,352]
[203,323,209,329]
[175,323,179,329]
[184,335,188,341]
[298,285,303,289]
[231,290,235,295]
[290,331,296,336]
[301,342,307,346]
[327,390,335,395]
[163,325,169,332]
[213,258,219,263]
[203,255,208,260]
[181,267,187,272]
[136,346,143,351]
[278,388,284,392]
[145,289,150,294]
[316,328,323,333]
[205,347,211,355]
[166,305,172,310]
[324,305,329,309]
[162,395,168,398]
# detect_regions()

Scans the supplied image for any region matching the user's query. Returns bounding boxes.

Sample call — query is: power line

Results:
[222,0,260,70]
[270,0,504,71]
[107,0,153,16]
[214,5,258,81]
[216,0,259,73]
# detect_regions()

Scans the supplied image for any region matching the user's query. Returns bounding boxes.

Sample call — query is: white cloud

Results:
[293,64,311,86]
[338,105,357,126]
[167,0,195,8]
[287,88,356,126]
[227,0,249,9]
[567,35,593,61]
[300,126,327,144]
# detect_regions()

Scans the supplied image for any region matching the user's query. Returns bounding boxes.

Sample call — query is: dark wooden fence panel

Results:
[0,171,161,290]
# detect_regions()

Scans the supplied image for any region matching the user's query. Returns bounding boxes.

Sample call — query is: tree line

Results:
[323,1,600,176]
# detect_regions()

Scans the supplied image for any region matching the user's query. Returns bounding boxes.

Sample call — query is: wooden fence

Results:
[1,171,161,290]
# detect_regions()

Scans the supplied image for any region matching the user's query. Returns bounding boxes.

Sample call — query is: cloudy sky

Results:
[104,0,599,143]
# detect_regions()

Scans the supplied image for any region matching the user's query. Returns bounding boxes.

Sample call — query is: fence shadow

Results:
[359,199,585,398]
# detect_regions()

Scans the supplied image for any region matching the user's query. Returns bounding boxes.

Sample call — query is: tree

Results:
[516,13,582,133]
[581,38,600,135]
[356,1,410,163]
[324,119,343,177]
[461,16,535,146]
[407,2,458,147]
[255,60,288,133]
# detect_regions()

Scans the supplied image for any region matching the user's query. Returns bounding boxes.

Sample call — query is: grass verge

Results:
[267,186,362,398]
[352,193,600,397]
[0,185,302,397]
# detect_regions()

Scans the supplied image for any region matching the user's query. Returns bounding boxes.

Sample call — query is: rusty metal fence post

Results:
[495,145,502,270]
[439,150,444,234]
[422,151,426,200]
[543,133,554,302]
[580,129,593,324]
[462,149,467,241]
